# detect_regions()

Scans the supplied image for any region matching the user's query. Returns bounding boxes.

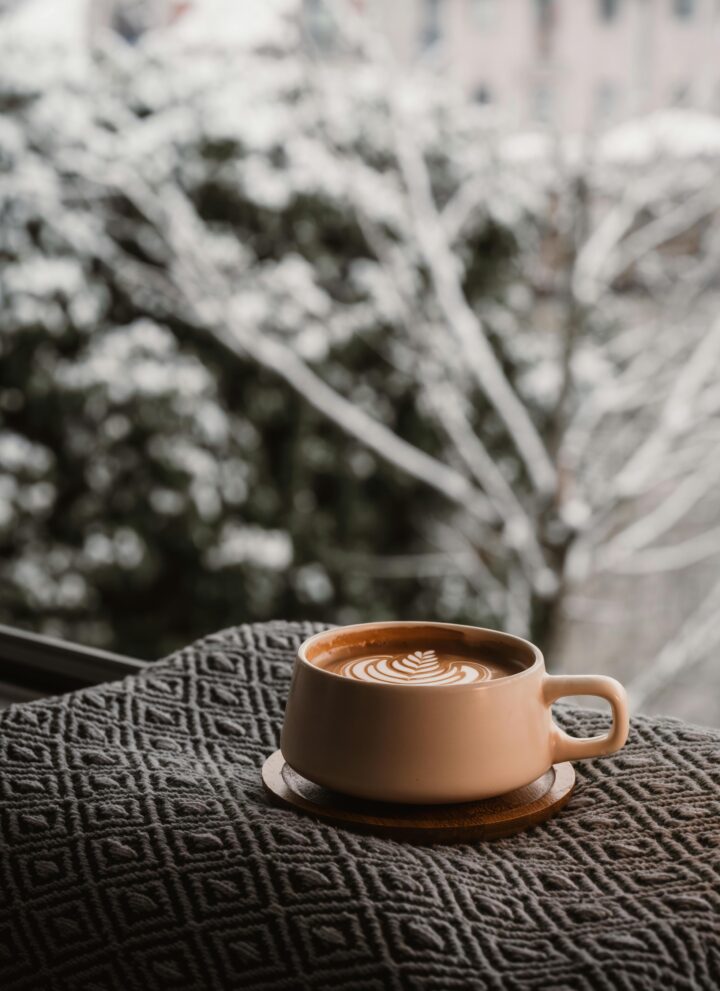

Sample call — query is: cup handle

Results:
[543,674,629,762]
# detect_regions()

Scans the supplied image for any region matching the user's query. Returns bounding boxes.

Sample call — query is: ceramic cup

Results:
[280,621,629,804]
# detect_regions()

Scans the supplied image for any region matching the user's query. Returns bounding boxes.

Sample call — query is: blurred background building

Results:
[10,0,720,129]
[375,0,720,129]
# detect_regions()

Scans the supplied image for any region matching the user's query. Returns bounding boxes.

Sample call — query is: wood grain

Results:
[261,750,576,843]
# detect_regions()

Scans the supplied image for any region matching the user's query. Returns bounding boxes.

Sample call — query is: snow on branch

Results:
[611,314,720,499]
[607,524,720,575]
[390,113,557,497]
[627,572,720,709]
[102,167,500,527]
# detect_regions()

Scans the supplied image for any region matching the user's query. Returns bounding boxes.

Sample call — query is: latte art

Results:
[337,649,489,686]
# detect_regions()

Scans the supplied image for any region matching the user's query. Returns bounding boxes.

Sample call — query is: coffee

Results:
[315,646,521,686]
[285,621,629,803]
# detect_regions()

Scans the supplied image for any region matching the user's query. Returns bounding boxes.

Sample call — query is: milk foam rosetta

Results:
[334,649,491,686]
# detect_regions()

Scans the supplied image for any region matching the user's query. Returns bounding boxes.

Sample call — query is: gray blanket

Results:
[1,621,719,990]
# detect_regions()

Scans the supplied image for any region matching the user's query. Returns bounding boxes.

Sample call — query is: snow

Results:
[158,0,296,51]
[499,130,554,165]
[205,523,293,571]
[600,110,720,165]
[8,551,90,609]
[83,529,147,569]
[294,562,333,603]
[0,432,54,474]
[498,110,720,171]
[1,0,89,46]
[518,361,562,408]
[4,257,84,298]
[57,320,215,403]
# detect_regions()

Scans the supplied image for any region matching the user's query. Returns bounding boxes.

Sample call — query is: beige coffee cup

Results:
[280,622,629,804]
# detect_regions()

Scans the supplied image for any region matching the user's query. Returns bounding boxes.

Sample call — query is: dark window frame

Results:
[420,0,442,50]
[673,0,695,18]
[598,0,621,22]
[0,623,146,697]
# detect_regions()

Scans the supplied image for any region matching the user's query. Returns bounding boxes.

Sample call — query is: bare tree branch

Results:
[608,181,720,291]
[612,314,720,498]
[389,105,557,496]
[224,327,496,523]
[607,524,720,575]
[595,457,720,572]
[627,573,720,709]
[420,372,549,580]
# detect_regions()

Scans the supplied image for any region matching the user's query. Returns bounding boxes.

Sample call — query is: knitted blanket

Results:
[1,621,719,990]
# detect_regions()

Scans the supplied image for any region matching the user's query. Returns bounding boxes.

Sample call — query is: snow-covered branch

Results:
[611,314,720,499]
[607,524,720,575]
[224,327,496,524]
[391,119,557,496]
[594,458,720,572]
[113,169,500,525]
[627,572,720,709]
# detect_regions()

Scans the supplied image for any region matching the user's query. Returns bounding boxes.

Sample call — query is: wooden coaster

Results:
[261,750,575,843]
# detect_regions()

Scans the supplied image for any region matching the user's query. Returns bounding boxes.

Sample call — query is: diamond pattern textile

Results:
[1,621,719,990]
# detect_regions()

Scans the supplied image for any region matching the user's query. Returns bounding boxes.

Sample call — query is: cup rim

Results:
[297,621,544,691]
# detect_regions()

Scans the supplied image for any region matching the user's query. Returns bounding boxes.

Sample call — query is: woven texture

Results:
[1,621,719,991]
